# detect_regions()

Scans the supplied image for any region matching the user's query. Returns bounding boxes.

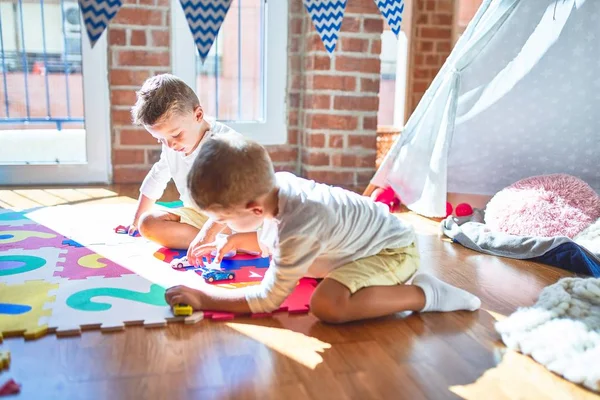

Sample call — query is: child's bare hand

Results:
[128,224,138,236]
[187,232,215,266]
[192,234,238,264]
[165,285,205,310]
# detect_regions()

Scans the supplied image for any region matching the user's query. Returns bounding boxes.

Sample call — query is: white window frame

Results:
[0,23,111,185]
[392,31,409,128]
[171,0,288,145]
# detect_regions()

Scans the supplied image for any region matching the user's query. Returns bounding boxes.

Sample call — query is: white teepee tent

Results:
[371,0,600,217]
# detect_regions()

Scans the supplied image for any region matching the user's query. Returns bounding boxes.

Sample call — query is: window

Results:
[196,34,223,77]
[0,0,110,185]
[378,30,409,128]
[172,0,288,144]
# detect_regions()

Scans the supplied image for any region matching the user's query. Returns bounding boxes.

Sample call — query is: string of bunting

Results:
[79,0,404,61]
[303,0,404,54]
[376,0,404,36]
[304,0,348,54]
[179,0,233,63]
[79,0,123,47]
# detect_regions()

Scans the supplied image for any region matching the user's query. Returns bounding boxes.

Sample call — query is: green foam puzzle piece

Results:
[66,284,168,311]
[0,255,46,276]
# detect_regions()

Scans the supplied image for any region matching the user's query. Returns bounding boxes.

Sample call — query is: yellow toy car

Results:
[0,350,10,371]
[173,304,193,316]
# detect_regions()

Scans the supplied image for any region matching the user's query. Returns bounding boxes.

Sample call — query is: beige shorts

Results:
[162,206,209,230]
[326,243,420,294]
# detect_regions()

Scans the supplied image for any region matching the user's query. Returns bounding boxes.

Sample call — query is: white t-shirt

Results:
[139,118,236,207]
[245,172,416,313]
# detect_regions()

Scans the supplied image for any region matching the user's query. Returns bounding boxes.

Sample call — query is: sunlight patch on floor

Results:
[225,322,331,370]
[20,201,199,290]
[451,310,598,399]
[484,309,508,322]
[0,188,119,210]
[450,349,598,400]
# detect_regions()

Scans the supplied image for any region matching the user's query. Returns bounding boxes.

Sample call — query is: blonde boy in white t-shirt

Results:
[164,132,481,324]
[129,74,235,264]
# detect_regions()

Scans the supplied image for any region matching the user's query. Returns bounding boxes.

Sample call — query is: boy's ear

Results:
[246,201,263,215]
[194,106,204,122]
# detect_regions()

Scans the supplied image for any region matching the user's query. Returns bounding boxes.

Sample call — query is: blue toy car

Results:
[201,269,235,283]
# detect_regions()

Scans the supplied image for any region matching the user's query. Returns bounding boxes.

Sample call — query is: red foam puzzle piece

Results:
[210,312,236,321]
[280,278,319,313]
[153,247,187,263]
[200,265,267,285]
[200,278,318,321]
[0,379,21,396]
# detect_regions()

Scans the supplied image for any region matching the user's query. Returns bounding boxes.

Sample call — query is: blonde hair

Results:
[131,74,200,126]
[187,132,276,210]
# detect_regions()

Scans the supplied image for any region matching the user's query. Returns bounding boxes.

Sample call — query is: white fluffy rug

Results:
[575,217,600,258]
[495,278,600,392]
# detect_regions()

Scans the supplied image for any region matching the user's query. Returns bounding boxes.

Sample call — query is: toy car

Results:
[114,224,140,237]
[171,256,194,270]
[172,303,193,316]
[201,269,235,283]
[0,351,10,371]
[171,256,216,270]
[170,250,237,270]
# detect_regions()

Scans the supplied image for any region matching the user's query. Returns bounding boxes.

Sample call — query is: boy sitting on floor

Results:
[165,133,481,323]
[129,74,236,265]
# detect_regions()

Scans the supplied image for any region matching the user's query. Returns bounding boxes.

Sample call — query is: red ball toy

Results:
[374,187,401,212]
[455,203,473,217]
[374,187,396,204]
[446,202,453,217]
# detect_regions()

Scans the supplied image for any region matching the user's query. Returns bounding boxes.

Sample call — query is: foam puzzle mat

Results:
[0,205,317,341]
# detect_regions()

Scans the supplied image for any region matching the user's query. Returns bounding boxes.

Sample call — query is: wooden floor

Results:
[0,185,597,400]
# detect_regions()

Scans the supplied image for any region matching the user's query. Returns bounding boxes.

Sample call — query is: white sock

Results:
[413,273,481,312]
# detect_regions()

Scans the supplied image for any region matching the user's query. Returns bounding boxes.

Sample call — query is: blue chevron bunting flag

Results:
[375,0,404,36]
[303,0,347,54]
[179,0,233,63]
[79,0,123,47]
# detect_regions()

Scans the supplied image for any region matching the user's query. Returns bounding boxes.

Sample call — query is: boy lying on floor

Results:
[165,133,481,323]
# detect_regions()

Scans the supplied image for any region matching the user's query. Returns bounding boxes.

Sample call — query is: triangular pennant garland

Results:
[179,0,233,63]
[78,0,123,47]
[77,0,404,56]
[375,0,404,36]
[303,0,347,54]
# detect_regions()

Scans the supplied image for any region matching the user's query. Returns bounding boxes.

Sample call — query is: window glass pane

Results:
[195,0,264,122]
[0,0,86,165]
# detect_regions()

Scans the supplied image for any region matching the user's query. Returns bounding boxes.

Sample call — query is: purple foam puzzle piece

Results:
[53,246,135,280]
[0,224,62,250]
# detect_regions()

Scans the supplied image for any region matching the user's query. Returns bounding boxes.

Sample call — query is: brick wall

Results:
[109,0,383,192]
[292,0,383,191]
[108,0,171,183]
[108,0,300,183]
[406,0,455,115]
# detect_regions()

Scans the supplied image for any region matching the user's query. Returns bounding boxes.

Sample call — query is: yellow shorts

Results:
[163,206,209,230]
[326,243,420,294]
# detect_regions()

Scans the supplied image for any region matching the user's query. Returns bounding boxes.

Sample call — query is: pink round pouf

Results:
[484,174,600,238]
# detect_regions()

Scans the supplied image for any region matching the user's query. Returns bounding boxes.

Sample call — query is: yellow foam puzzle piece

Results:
[0,230,56,244]
[77,254,108,269]
[0,350,10,370]
[0,280,58,342]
